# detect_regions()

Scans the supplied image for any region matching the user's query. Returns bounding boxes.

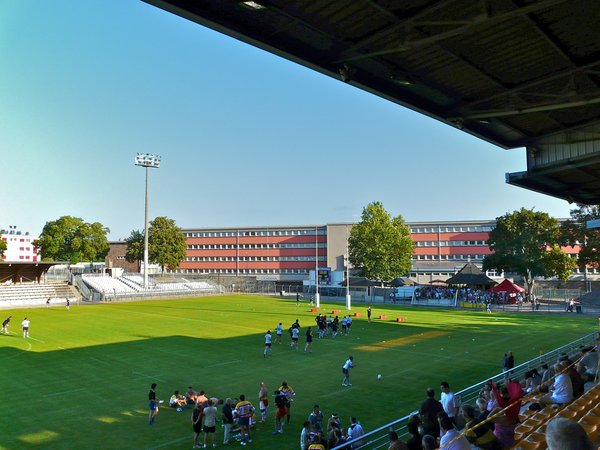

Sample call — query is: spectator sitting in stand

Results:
[388,431,408,450]
[546,417,595,450]
[524,368,542,393]
[461,404,502,450]
[577,346,599,381]
[405,415,422,450]
[540,362,573,406]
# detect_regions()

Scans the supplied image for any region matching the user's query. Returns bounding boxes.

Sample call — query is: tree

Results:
[35,216,110,263]
[483,208,576,297]
[148,216,187,273]
[561,204,600,272]
[125,230,144,272]
[348,201,414,283]
[0,237,6,257]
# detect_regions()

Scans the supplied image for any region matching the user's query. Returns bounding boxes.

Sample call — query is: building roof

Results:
[446,262,496,286]
[144,0,600,203]
[0,262,59,283]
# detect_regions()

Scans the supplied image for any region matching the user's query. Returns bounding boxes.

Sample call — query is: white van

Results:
[390,286,416,301]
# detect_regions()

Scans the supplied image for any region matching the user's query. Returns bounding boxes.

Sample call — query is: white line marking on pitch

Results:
[206,360,241,368]
[44,388,85,397]
[28,337,45,343]
[133,371,166,383]
[145,436,188,450]
[90,357,111,366]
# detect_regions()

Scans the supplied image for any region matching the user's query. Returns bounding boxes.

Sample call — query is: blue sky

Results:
[0,1,574,240]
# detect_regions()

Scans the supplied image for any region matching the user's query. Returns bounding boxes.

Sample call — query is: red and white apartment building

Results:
[105,220,584,283]
[1,226,39,262]
[171,220,582,284]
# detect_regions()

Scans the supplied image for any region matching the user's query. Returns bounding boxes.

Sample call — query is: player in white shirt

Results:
[342,356,355,386]
[21,317,30,338]
[264,330,273,357]
[290,327,300,350]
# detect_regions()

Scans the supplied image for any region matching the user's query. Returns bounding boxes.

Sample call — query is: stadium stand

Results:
[0,282,80,308]
[80,274,224,300]
[332,331,599,449]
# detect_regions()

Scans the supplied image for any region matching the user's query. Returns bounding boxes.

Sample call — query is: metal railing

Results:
[332,331,598,450]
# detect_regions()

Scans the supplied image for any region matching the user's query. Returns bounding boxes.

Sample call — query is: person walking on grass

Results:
[264,330,273,357]
[304,327,313,353]
[275,322,283,344]
[149,383,161,425]
[342,356,355,387]
[1,316,11,334]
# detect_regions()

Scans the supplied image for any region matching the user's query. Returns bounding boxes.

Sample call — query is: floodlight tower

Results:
[135,153,161,289]
[314,226,320,307]
[345,230,351,310]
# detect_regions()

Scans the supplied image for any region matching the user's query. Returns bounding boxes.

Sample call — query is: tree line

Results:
[31,215,186,273]
[12,204,600,288]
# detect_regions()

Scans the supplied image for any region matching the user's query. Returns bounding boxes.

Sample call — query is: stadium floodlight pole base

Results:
[315,293,320,308]
[346,294,352,310]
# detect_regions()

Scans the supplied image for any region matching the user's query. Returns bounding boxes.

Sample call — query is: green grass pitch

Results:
[0,295,595,450]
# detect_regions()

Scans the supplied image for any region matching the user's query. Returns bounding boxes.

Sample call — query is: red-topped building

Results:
[179,225,327,281]
[107,219,585,283]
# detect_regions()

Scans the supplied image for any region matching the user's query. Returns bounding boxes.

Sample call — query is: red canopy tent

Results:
[488,279,525,294]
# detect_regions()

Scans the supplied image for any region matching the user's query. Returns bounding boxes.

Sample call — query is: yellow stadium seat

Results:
[512,439,544,450]
[579,421,600,440]
[558,409,578,419]
[580,413,600,424]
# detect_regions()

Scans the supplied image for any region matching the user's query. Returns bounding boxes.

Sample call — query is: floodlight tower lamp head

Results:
[134,153,161,168]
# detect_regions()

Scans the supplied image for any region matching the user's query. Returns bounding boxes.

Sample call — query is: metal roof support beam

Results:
[462,61,600,110]
[456,97,600,120]
[338,0,569,64]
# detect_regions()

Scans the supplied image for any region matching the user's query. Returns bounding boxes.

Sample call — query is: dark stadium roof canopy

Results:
[143,0,600,203]
[0,262,60,283]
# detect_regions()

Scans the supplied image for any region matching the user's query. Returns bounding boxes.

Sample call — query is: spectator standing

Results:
[440,382,459,424]
[308,404,324,433]
[192,402,204,448]
[502,351,514,377]
[300,420,311,450]
[367,306,372,322]
[202,399,218,448]
[221,398,234,445]
[347,417,365,449]
[419,388,444,437]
